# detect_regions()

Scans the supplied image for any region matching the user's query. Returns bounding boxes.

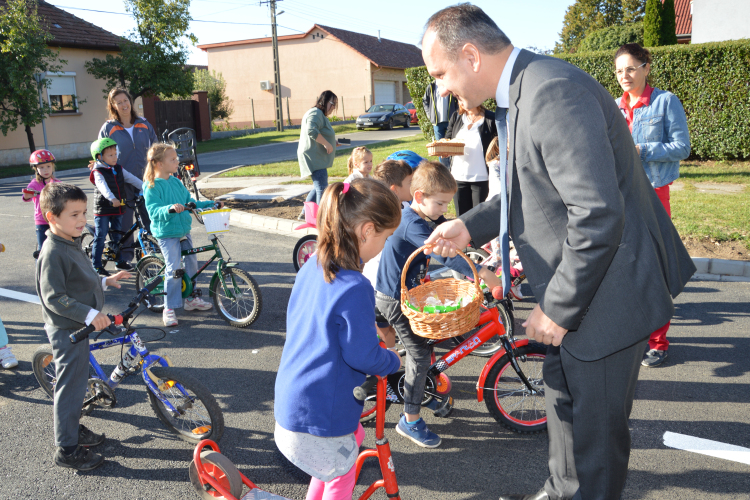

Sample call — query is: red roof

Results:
[198,24,424,70]
[675,0,692,36]
[0,0,123,51]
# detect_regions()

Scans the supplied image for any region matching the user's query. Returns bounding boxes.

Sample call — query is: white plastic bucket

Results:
[202,209,231,234]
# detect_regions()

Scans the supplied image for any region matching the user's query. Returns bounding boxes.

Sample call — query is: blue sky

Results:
[50,0,575,65]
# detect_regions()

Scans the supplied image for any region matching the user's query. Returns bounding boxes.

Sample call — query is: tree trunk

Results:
[25,124,36,153]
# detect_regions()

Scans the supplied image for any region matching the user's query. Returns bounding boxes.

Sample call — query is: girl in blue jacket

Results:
[142,143,219,327]
[275,179,403,500]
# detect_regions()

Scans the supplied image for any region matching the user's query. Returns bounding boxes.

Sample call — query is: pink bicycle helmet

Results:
[30,149,56,165]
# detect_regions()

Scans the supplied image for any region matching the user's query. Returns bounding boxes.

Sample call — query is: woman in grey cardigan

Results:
[298,91,338,215]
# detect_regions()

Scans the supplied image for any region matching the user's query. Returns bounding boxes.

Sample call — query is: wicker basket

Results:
[400,245,482,339]
[427,141,465,157]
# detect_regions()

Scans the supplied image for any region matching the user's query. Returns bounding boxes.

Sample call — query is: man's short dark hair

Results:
[424,3,511,59]
[39,183,87,222]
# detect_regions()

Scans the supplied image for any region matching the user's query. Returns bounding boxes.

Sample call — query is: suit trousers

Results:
[543,339,648,500]
[46,325,90,447]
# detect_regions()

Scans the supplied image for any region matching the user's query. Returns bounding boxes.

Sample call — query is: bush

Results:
[578,22,643,53]
[194,69,233,121]
[556,39,750,159]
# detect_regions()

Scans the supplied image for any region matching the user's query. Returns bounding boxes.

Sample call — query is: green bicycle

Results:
[135,203,262,328]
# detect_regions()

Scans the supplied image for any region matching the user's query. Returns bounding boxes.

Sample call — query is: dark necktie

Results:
[495,108,511,297]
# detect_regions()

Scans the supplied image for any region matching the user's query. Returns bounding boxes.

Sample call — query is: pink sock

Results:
[306,424,365,500]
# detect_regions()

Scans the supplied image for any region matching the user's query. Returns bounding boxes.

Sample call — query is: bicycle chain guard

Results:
[86,378,117,408]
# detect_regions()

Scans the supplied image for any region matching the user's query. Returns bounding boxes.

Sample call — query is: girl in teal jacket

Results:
[142,143,218,327]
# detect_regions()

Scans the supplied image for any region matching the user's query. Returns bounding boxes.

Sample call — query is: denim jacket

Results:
[616,87,690,188]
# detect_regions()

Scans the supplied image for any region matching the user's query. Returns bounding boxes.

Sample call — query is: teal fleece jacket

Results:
[143,176,214,239]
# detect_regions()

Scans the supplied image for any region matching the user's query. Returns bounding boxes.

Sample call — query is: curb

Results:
[0,167,90,185]
[229,209,316,237]
[691,257,750,282]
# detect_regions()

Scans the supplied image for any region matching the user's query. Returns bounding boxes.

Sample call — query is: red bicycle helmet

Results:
[29,149,56,165]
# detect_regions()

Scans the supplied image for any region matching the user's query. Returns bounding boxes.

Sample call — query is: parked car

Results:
[405,101,419,124]
[356,103,410,130]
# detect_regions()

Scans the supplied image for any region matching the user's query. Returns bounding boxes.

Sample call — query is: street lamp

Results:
[33,73,49,151]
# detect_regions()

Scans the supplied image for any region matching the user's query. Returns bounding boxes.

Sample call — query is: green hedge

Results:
[557,39,750,160]
[578,22,643,53]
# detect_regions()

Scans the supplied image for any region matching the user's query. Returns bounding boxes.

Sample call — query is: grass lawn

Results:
[0,157,88,179]
[671,160,750,249]
[195,123,360,155]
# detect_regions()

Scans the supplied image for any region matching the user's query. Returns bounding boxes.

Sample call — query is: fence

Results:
[223,95,374,129]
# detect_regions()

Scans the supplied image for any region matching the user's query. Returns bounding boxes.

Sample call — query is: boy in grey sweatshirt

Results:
[35,183,130,471]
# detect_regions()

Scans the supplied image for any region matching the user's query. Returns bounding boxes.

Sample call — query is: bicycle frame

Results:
[87,330,188,415]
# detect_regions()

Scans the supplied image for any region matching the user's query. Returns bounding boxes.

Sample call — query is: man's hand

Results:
[523,304,568,346]
[106,271,132,289]
[91,312,110,331]
[171,204,185,213]
[423,219,471,257]
[111,199,121,208]
[389,348,404,370]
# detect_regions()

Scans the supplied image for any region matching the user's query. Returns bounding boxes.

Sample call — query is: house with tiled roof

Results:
[675,0,692,44]
[692,0,750,44]
[198,24,425,128]
[0,0,126,166]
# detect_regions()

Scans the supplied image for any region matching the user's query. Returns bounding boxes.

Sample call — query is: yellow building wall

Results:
[0,47,141,167]
[205,31,408,127]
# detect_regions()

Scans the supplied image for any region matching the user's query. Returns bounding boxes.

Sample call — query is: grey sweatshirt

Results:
[36,231,104,331]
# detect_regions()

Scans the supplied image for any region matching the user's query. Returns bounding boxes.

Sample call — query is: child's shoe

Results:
[0,346,18,369]
[78,424,105,447]
[54,445,105,471]
[396,414,441,448]
[184,296,212,311]
[95,267,111,277]
[163,309,178,327]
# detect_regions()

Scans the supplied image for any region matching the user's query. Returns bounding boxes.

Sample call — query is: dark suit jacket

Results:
[461,50,696,361]
[445,109,498,173]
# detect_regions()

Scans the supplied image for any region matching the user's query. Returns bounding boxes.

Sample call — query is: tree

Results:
[556,0,624,53]
[578,22,644,53]
[643,0,663,47]
[660,0,678,45]
[0,0,69,152]
[85,0,196,100]
[193,69,233,121]
[622,0,646,23]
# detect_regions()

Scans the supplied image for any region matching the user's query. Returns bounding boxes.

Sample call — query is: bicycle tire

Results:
[484,342,547,434]
[32,345,56,399]
[81,231,95,260]
[189,451,243,500]
[210,267,262,328]
[360,392,392,424]
[292,235,318,272]
[147,367,224,443]
[135,255,166,313]
[464,246,489,265]
[471,301,514,357]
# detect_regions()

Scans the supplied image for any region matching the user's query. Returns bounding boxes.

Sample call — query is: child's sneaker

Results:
[78,424,105,447]
[53,445,104,471]
[0,346,18,369]
[163,309,178,327]
[396,414,441,448]
[184,296,212,311]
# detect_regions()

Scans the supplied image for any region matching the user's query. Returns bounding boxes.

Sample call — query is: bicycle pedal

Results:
[173,269,185,279]
[432,396,454,418]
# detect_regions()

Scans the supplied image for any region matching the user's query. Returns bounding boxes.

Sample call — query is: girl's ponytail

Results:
[316,178,401,283]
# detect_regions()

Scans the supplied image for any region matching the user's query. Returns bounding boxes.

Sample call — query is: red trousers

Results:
[649,184,672,350]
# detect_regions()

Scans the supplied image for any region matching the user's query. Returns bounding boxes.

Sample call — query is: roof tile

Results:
[675,0,692,36]
[317,25,424,69]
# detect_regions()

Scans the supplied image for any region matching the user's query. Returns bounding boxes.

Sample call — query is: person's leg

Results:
[91,216,109,269]
[118,185,137,262]
[36,224,49,252]
[158,237,184,311]
[0,316,18,369]
[453,181,474,217]
[109,215,124,264]
[314,169,329,204]
[306,424,366,500]
[471,181,489,209]
[654,184,671,218]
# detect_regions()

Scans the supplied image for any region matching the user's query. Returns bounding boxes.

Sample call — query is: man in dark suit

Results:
[420,4,696,500]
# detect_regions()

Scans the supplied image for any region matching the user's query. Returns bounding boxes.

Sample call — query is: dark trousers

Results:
[453,180,489,217]
[35,224,50,251]
[119,184,151,262]
[91,215,122,268]
[543,339,648,500]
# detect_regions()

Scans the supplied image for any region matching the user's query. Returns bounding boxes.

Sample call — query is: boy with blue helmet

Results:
[386,150,424,169]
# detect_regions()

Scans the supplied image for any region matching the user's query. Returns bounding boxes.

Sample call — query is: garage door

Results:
[374,81,396,104]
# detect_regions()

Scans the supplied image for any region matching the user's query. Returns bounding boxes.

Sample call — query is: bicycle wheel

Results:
[135,255,166,313]
[293,235,318,272]
[189,450,243,500]
[137,234,161,261]
[471,302,514,357]
[464,246,489,265]
[360,390,393,424]
[484,342,547,433]
[147,367,224,443]
[81,231,94,260]
[32,346,56,399]
[210,267,262,328]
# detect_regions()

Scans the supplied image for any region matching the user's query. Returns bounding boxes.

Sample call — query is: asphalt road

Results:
[1,173,749,499]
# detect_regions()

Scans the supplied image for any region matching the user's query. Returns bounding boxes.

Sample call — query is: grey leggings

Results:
[375,292,432,415]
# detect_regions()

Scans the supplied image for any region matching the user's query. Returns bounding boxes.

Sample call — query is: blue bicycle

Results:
[32,276,224,444]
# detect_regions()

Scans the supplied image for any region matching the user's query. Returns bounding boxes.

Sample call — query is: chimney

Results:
[378,30,381,42]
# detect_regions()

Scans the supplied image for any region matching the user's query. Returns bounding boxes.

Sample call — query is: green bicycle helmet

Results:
[90,137,117,160]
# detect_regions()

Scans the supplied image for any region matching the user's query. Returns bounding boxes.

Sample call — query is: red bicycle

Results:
[188,358,401,499]
[361,287,547,434]
[292,201,318,272]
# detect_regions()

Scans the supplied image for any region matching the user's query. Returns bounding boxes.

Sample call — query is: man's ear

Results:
[462,42,481,73]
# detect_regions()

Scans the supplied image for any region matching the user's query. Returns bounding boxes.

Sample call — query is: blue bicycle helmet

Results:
[386,150,424,169]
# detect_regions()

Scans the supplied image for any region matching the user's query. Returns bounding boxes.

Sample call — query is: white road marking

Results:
[663,431,750,465]
[0,288,40,304]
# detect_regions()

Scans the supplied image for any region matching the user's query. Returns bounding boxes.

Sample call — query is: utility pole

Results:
[261,0,284,131]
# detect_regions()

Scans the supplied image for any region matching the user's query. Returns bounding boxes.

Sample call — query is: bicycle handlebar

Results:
[354,376,378,401]
[168,201,220,214]
[69,275,165,343]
